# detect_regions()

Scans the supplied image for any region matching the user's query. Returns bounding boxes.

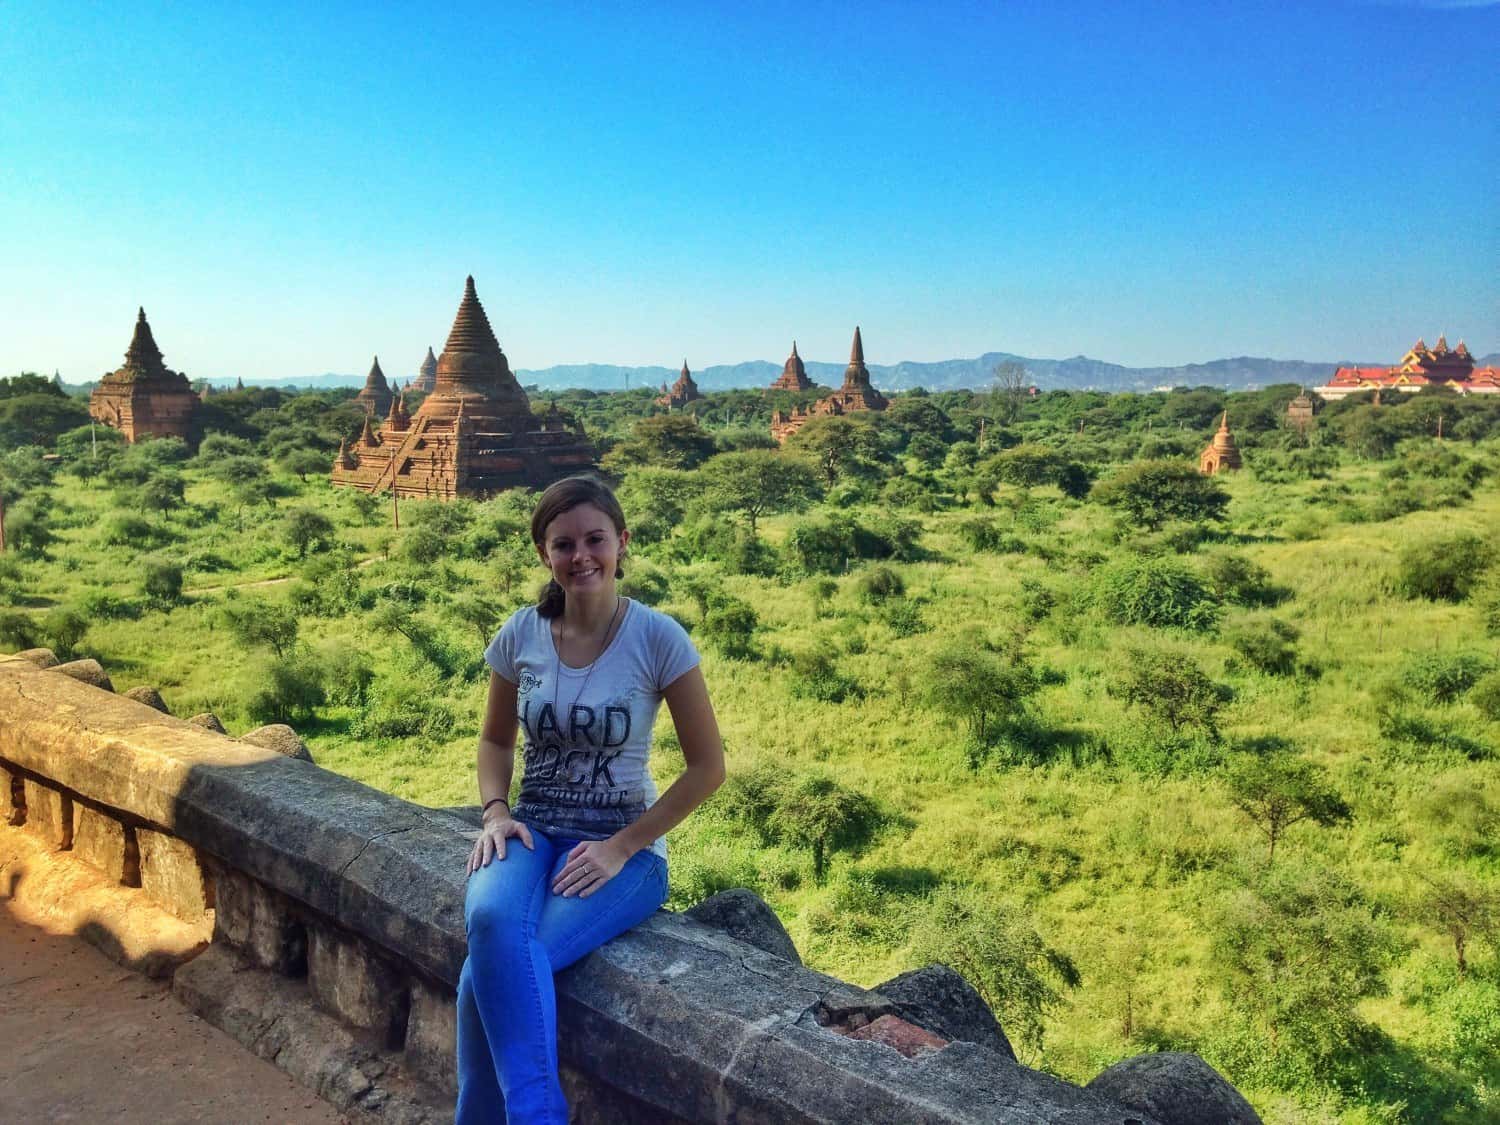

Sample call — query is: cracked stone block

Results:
[1,763,22,826]
[72,803,139,885]
[137,827,213,922]
[405,978,457,1094]
[309,924,410,1049]
[21,779,72,849]
[213,868,307,975]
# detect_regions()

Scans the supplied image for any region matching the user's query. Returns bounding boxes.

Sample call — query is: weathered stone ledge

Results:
[0,655,1253,1123]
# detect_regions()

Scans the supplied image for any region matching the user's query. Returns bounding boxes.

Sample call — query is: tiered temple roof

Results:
[769,341,813,392]
[1320,335,1499,399]
[1199,412,1242,475]
[330,276,596,499]
[355,356,394,417]
[413,346,438,393]
[88,308,200,444]
[656,360,703,409]
[770,327,888,443]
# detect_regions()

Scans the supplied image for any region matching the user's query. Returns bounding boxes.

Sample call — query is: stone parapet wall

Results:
[0,655,1258,1124]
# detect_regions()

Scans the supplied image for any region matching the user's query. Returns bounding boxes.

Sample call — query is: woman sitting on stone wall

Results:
[458,475,726,1124]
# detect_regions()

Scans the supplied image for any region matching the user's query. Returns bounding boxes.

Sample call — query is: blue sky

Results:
[2,1,1495,382]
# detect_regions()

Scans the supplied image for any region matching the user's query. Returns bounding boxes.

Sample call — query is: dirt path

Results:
[0,893,345,1124]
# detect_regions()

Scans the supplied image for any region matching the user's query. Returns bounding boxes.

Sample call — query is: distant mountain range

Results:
[211,351,1500,395]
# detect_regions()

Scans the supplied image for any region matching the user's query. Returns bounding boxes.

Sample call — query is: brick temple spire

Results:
[89,306,198,444]
[657,359,702,409]
[769,340,812,392]
[850,326,865,367]
[413,346,438,393]
[356,356,393,417]
[124,307,167,372]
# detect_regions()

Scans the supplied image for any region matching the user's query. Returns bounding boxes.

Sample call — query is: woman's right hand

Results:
[466,813,535,875]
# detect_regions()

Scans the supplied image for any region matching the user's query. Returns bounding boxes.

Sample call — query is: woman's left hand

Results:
[552,838,633,898]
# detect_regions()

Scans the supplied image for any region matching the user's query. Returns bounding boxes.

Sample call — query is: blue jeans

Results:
[456,828,668,1125]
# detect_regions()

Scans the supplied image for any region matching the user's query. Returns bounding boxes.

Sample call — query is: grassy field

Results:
[4,407,1499,1123]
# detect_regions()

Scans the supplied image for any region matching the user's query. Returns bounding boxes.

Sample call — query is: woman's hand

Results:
[466,814,535,876]
[551,837,633,898]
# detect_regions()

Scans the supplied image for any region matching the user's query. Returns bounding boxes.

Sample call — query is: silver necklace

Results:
[551,596,624,736]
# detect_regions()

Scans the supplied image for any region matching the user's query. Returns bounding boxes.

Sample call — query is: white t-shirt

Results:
[484,599,699,859]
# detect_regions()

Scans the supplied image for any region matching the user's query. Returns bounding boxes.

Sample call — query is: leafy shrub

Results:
[1471,672,1500,722]
[243,656,327,725]
[1110,648,1230,737]
[100,513,175,549]
[618,560,670,606]
[1225,617,1302,676]
[1202,552,1286,607]
[1404,650,1496,705]
[0,610,38,651]
[879,601,928,637]
[955,518,1025,554]
[700,597,759,660]
[881,476,944,512]
[854,564,905,603]
[1091,557,1220,630]
[1395,533,1495,603]
[140,560,184,607]
[77,588,143,621]
[785,513,924,574]
[353,673,456,739]
[318,643,375,706]
[1017,578,1056,623]
[42,606,88,658]
[788,646,861,703]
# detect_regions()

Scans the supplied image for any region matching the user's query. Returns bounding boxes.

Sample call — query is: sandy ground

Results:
[0,900,345,1124]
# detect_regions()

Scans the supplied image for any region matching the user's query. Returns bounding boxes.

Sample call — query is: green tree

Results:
[141,560,184,607]
[603,414,717,470]
[282,506,336,559]
[0,394,89,447]
[1111,648,1229,736]
[3,498,53,558]
[1211,864,1401,1058]
[1093,459,1229,530]
[926,642,1039,747]
[1224,752,1352,861]
[1412,872,1500,979]
[244,655,327,725]
[765,773,883,883]
[450,591,504,645]
[42,606,88,658]
[783,415,887,487]
[221,598,300,659]
[700,449,819,533]
[280,447,329,483]
[907,886,1078,1060]
[0,610,38,651]
[1396,533,1495,603]
[136,472,186,518]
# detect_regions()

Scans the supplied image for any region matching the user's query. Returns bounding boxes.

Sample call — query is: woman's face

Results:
[537,503,629,598]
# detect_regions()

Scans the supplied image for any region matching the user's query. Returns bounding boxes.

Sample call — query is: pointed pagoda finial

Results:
[682,359,690,377]
[851,326,864,364]
[138,306,146,322]
[1220,410,1229,430]
[792,340,799,357]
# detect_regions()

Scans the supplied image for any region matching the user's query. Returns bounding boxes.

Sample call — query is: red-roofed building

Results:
[1319,335,1498,399]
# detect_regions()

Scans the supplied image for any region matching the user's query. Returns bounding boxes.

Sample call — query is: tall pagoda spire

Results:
[427,275,528,415]
[124,307,167,373]
[769,339,811,392]
[414,346,438,393]
[356,355,394,416]
[841,325,874,391]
